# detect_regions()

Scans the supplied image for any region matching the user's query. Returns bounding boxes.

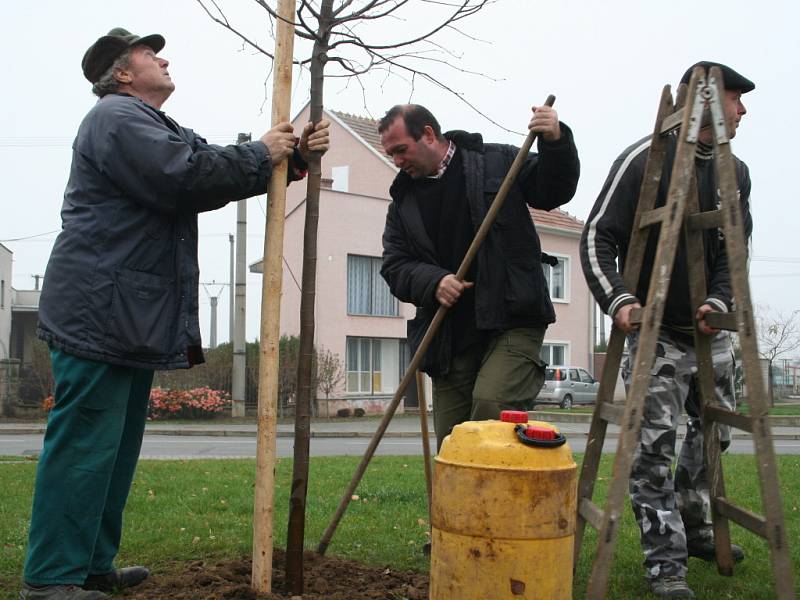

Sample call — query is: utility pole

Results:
[209,296,218,349]
[229,233,235,341]
[202,282,225,351]
[598,304,607,349]
[232,132,251,418]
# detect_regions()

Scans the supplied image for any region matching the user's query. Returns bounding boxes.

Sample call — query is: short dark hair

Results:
[378,104,442,140]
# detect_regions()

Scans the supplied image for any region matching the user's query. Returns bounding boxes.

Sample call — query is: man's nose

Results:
[739,100,746,116]
[159,57,170,68]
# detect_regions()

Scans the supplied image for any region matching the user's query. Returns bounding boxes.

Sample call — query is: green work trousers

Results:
[23,349,154,585]
[431,327,547,449]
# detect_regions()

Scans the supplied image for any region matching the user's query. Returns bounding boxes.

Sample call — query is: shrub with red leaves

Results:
[148,387,231,420]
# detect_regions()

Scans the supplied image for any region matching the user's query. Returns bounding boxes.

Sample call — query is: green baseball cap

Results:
[82,27,165,84]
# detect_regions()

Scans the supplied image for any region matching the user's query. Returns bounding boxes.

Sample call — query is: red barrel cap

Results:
[500,410,529,423]
[525,426,556,441]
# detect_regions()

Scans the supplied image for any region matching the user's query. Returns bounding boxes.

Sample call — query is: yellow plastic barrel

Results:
[429,411,577,599]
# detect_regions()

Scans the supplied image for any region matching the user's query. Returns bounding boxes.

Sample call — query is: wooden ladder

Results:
[573,65,795,599]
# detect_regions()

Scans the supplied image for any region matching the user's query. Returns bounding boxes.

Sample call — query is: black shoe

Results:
[649,575,696,599]
[82,567,149,592]
[19,584,108,600]
[687,540,745,563]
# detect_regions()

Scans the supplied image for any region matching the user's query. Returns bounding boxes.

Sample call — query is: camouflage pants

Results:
[623,329,735,580]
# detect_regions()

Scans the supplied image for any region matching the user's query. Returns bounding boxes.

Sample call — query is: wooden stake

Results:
[417,371,433,518]
[252,0,296,592]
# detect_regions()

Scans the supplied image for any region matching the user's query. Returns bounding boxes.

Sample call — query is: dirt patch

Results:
[121,549,429,599]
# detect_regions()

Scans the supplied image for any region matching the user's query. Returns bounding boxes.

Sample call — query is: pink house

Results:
[252,104,594,414]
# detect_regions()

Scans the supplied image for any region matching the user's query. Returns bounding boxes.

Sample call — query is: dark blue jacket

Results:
[381,126,580,375]
[38,93,304,370]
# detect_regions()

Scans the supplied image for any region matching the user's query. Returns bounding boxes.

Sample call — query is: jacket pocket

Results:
[503,250,543,317]
[407,308,451,377]
[105,268,176,356]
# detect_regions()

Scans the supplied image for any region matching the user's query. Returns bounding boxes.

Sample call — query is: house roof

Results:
[530,208,584,232]
[330,110,385,157]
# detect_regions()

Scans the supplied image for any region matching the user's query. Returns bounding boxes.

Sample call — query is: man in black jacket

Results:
[379,104,579,449]
[579,61,753,599]
[20,28,330,600]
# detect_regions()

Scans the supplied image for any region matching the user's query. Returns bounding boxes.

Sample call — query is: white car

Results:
[536,366,599,409]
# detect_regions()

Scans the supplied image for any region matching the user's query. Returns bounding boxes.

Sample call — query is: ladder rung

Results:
[703,311,738,331]
[704,405,753,433]
[598,402,624,425]
[660,107,685,134]
[638,207,667,229]
[579,498,605,531]
[687,209,724,231]
[714,497,767,538]
[630,308,737,332]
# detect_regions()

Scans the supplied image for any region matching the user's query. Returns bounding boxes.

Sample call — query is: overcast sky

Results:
[2,0,798,344]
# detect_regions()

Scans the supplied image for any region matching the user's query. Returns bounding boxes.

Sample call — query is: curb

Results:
[3,427,799,441]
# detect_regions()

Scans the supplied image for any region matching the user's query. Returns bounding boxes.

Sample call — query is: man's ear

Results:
[114,67,132,84]
[422,125,436,144]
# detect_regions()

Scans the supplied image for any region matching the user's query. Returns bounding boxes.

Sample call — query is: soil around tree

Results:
[121,549,429,599]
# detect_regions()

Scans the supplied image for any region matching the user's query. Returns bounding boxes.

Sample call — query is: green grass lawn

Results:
[1,454,798,599]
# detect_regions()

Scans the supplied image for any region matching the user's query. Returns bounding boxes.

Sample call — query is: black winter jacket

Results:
[38,93,305,370]
[381,127,580,376]
[580,132,752,327]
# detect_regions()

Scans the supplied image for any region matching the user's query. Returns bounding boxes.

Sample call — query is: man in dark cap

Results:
[18,28,330,600]
[580,61,754,599]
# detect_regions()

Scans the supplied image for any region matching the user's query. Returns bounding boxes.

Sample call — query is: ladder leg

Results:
[575,84,677,579]
[587,69,706,600]
[683,171,736,575]
[713,132,796,598]
[574,328,624,567]
[693,334,735,575]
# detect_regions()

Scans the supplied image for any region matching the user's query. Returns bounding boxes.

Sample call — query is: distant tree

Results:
[755,305,800,404]
[315,347,344,417]
[18,339,54,407]
[278,335,300,416]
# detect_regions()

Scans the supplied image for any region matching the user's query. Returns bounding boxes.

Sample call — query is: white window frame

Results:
[346,254,399,317]
[541,340,570,366]
[345,336,402,395]
[542,253,570,303]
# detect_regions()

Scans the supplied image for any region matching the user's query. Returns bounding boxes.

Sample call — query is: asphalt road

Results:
[2,433,799,459]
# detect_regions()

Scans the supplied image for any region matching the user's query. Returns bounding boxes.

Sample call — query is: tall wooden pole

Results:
[252,0,296,592]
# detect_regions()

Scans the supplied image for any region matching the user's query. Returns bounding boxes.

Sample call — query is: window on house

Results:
[0,279,4,309]
[542,255,568,301]
[331,165,349,192]
[347,255,399,316]
[541,343,568,366]
[346,337,401,394]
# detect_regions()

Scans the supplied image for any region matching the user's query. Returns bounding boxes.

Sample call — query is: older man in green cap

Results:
[19,28,331,600]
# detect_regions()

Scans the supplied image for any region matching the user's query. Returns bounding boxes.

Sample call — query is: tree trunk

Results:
[768,361,774,407]
[286,1,333,594]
